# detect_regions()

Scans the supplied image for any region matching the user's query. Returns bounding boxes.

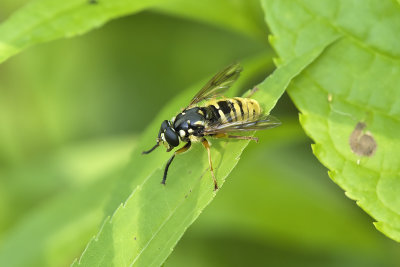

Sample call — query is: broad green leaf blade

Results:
[263,0,400,241]
[72,48,330,266]
[0,0,174,64]
[168,120,400,266]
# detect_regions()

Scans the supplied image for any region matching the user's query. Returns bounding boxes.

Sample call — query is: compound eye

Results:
[165,128,180,147]
[160,120,169,131]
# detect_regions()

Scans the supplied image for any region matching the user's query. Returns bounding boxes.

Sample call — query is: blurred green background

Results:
[0,1,399,266]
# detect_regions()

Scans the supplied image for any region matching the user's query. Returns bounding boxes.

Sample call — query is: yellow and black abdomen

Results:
[204,97,261,124]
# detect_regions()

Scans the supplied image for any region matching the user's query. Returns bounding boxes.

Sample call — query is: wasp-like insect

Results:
[143,63,281,190]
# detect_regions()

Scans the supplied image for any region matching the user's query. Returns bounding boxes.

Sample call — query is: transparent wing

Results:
[203,114,281,135]
[186,63,242,109]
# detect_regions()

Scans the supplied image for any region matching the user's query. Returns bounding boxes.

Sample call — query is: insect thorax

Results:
[172,107,206,141]
[171,98,262,142]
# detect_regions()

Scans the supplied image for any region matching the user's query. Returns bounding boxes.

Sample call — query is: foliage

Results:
[263,0,400,242]
[0,0,399,266]
[71,41,327,267]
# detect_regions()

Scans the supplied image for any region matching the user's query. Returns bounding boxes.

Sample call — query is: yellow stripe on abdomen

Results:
[204,97,262,123]
[232,97,261,121]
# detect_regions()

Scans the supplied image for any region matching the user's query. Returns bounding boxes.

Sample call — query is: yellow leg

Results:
[227,134,258,143]
[213,133,258,143]
[243,86,259,98]
[202,138,218,191]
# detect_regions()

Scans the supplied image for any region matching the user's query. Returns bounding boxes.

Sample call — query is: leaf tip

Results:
[344,190,357,201]
[373,222,400,242]
[272,57,283,67]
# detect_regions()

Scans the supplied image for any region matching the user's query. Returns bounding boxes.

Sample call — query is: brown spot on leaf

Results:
[349,122,377,157]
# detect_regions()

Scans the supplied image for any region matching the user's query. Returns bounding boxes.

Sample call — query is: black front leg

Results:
[162,141,192,185]
[162,154,176,185]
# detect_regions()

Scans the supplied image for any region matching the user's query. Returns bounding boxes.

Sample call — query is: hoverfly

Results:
[143,63,281,190]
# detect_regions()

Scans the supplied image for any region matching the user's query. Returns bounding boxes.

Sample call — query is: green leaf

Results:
[155,0,267,41]
[0,0,173,64]
[263,0,400,241]
[0,51,325,266]
[71,46,331,266]
[168,120,400,266]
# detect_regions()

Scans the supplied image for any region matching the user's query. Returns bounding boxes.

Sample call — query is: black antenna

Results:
[142,143,159,154]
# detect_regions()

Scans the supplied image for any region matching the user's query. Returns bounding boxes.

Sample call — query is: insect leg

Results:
[243,86,259,98]
[213,133,258,143]
[201,138,218,191]
[162,141,192,185]
[227,134,258,142]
